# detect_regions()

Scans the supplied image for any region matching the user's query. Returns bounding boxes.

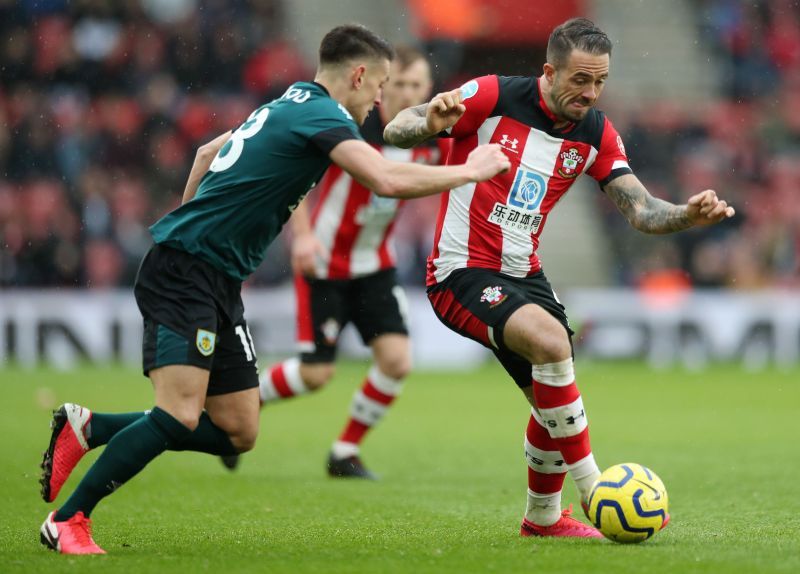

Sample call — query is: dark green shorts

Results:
[134,244,258,396]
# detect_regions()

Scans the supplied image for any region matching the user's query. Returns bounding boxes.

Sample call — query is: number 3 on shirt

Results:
[209,107,270,172]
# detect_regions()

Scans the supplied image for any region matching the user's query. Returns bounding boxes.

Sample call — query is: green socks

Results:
[55,407,190,521]
[85,411,237,456]
[86,412,147,448]
[172,412,238,457]
[55,409,239,520]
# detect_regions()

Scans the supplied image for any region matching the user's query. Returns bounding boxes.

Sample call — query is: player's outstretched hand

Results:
[291,232,328,278]
[466,144,511,182]
[426,89,467,134]
[686,189,735,226]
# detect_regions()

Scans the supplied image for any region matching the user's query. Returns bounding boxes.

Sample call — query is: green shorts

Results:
[133,244,259,396]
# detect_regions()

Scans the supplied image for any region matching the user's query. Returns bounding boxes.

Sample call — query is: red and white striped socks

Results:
[527,358,600,523]
[331,365,403,459]
[259,358,308,403]
[524,407,567,526]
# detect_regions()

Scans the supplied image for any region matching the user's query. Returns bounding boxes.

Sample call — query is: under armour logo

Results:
[565,410,586,425]
[499,134,518,149]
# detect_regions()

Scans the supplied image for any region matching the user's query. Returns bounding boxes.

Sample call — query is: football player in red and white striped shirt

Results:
[385,18,734,537]
[254,47,448,479]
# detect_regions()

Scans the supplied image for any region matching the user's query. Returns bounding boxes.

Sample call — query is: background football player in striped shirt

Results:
[250,47,448,479]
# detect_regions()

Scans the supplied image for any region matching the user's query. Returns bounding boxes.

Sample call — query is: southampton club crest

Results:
[480,286,507,308]
[557,147,585,179]
[196,329,217,357]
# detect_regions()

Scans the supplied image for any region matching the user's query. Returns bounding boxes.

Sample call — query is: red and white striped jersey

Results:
[311,111,447,279]
[427,74,633,286]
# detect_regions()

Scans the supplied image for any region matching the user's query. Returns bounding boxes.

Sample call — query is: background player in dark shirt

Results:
[38,24,510,555]
[384,18,735,538]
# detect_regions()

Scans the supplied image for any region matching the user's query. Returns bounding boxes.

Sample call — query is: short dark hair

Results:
[393,44,427,70]
[546,18,612,69]
[319,24,394,67]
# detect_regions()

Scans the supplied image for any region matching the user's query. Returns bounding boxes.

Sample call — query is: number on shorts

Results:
[235,325,257,362]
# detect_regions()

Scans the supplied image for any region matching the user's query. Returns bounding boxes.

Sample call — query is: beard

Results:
[553,90,593,123]
[562,106,590,122]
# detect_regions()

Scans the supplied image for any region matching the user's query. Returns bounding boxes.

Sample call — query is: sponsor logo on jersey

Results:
[509,168,546,211]
[321,318,340,345]
[355,194,399,224]
[557,147,585,179]
[480,286,507,308]
[487,203,544,235]
[196,329,217,357]
[499,134,519,153]
[460,80,479,100]
[485,168,547,234]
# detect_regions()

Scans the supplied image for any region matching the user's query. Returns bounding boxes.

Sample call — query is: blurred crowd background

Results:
[1,0,798,290]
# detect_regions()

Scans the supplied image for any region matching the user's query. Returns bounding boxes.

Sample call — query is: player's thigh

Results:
[299,276,349,364]
[207,318,259,398]
[204,387,260,449]
[351,268,409,347]
[149,365,210,429]
[370,333,412,380]
[503,271,573,363]
[135,244,224,428]
[136,244,223,376]
[204,318,260,448]
[503,304,572,364]
[426,268,525,351]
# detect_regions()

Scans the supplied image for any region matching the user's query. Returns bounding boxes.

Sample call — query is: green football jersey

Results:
[150,82,362,281]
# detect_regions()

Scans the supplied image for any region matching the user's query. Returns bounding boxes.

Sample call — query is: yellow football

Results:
[587,463,669,543]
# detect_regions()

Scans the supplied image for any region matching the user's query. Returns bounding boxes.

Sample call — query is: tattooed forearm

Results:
[383,104,435,148]
[605,175,693,234]
[636,196,694,234]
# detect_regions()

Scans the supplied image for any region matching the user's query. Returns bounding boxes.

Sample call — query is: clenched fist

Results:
[466,143,512,182]
[686,190,735,226]
[426,89,467,134]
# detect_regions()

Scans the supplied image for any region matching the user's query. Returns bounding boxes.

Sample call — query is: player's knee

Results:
[301,363,335,390]
[222,415,260,453]
[539,337,572,363]
[229,427,258,453]
[172,411,202,431]
[376,354,412,381]
[155,403,204,431]
[518,334,571,365]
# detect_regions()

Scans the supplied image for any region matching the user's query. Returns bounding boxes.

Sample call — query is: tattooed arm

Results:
[383,104,432,148]
[384,88,466,148]
[604,174,735,234]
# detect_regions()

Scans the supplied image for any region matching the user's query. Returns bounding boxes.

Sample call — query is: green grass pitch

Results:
[1,360,798,573]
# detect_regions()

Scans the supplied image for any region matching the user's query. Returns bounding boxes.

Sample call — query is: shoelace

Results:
[67,513,95,547]
[561,504,575,518]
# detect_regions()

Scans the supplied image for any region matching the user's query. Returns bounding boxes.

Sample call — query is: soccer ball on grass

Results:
[586,463,669,543]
